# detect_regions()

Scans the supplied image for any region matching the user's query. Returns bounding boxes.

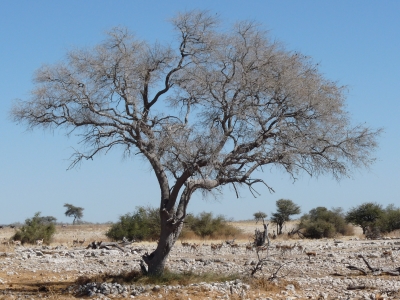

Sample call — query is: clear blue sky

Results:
[1,1,399,224]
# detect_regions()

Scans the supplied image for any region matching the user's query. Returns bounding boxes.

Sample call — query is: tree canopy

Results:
[345,202,383,234]
[11,10,381,275]
[253,211,267,224]
[63,203,84,224]
[271,199,301,234]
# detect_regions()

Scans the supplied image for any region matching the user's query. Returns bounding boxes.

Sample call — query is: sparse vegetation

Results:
[12,212,56,244]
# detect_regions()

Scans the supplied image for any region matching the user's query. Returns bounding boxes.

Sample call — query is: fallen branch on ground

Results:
[86,241,125,252]
[346,255,400,276]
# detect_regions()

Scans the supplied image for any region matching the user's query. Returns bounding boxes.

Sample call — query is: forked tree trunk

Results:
[141,171,197,275]
[143,214,184,276]
[278,223,283,235]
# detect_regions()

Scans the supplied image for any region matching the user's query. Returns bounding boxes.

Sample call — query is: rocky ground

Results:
[1,225,400,299]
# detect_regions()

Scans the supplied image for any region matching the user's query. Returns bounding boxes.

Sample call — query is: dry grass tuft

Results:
[388,229,400,238]
[247,276,300,293]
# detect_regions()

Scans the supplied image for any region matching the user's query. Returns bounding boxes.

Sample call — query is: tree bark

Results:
[143,219,183,276]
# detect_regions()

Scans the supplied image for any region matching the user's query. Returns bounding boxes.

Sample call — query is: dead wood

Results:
[118,236,136,247]
[346,265,367,275]
[225,238,236,246]
[358,254,380,272]
[347,285,366,290]
[86,241,125,252]
[254,223,269,247]
[346,255,400,276]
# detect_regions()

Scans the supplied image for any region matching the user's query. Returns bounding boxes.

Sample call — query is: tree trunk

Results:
[278,223,283,235]
[143,215,184,276]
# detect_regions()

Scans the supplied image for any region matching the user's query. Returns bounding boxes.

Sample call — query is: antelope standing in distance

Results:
[245,244,254,252]
[12,240,21,246]
[72,237,79,246]
[181,241,190,248]
[305,251,317,261]
[280,244,296,256]
[382,250,393,261]
[190,243,200,252]
[211,242,223,251]
[296,243,305,254]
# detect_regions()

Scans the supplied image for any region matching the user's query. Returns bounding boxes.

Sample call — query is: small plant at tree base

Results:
[13,212,56,244]
[64,203,84,224]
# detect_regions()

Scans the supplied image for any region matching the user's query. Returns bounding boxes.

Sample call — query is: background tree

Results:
[271,199,301,235]
[11,11,381,275]
[345,202,383,234]
[253,211,267,224]
[64,203,84,224]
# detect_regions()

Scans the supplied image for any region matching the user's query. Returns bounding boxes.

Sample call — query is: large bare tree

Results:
[11,11,381,275]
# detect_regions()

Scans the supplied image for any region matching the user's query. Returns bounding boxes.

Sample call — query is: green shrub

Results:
[13,212,56,244]
[106,206,160,241]
[184,212,241,239]
[299,207,352,239]
[376,204,400,234]
[300,220,336,239]
[345,202,384,234]
[106,207,241,241]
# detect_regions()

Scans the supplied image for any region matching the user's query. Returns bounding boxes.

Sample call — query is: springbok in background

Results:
[12,240,21,246]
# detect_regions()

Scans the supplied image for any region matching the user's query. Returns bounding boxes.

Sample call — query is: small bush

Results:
[13,212,56,244]
[106,206,160,241]
[184,212,241,239]
[106,207,241,241]
[300,220,336,239]
[377,204,400,233]
[299,207,351,239]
